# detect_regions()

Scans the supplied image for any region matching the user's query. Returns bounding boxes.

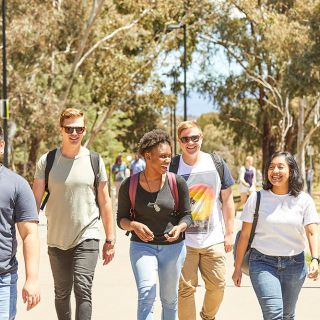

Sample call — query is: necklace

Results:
[143,171,161,212]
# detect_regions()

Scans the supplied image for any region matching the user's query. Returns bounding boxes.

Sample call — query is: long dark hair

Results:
[262,151,304,197]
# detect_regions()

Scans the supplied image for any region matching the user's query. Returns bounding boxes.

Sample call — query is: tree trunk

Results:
[261,111,275,173]
[285,122,296,152]
[296,97,305,175]
[27,134,41,183]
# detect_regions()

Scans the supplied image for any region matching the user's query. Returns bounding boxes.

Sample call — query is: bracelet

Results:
[311,257,320,264]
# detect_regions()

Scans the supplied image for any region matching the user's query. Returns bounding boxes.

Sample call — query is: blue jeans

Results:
[249,248,307,320]
[48,239,99,320]
[0,272,18,320]
[130,241,186,320]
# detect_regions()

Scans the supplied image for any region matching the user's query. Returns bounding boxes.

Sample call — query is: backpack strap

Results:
[126,172,139,236]
[248,191,261,247]
[210,152,224,183]
[167,172,179,211]
[89,151,100,217]
[210,152,225,202]
[89,151,100,203]
[40,149,57,210]
[129,173,139,219]
[169,155,181,174]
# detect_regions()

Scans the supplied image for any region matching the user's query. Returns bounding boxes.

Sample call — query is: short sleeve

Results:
[34,153,47,180]
[302,194,320,226]
[220,160,235,189]
[98,156,108,182]
[240,191,258,223]
[238,166,245,181]
[15,177,38,223]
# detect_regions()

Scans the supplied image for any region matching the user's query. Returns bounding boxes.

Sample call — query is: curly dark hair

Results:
[138,129,172,156]
[0,126,3,140]
[262,151,304,197]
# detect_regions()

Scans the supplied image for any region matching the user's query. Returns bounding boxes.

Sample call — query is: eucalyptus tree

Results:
[192,0,320,170]
[1,0,192,179]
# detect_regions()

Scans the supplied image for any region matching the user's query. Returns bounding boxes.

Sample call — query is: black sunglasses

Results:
[180,135,201,144]
[63,126,85,134]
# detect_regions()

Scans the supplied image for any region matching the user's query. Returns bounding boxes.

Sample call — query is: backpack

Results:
[40,149,100,212]
[169,152,225,187]
[125,172,179,236]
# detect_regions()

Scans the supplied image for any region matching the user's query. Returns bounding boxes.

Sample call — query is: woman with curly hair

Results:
[117,129,192,320]
[233,151,319,319]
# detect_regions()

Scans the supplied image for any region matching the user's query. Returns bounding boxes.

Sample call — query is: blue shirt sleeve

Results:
[221,160,234,190]
[15,176,38,223]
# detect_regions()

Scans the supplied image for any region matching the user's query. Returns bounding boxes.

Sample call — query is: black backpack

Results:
[169,152,225,200]
[40,149,100,211]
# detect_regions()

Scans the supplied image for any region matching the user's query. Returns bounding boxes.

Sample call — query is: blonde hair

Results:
[60,108,84,127]
[177,120,202,138]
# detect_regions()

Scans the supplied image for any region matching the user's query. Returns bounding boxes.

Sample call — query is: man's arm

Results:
[98,181,115,265]
[221,187,235,252]
[32,179,45,212]
[17,221,40,311]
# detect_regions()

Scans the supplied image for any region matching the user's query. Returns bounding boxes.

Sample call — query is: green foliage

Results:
[2,0,320,181]
[1,0,193,180]
[192,0,320,169]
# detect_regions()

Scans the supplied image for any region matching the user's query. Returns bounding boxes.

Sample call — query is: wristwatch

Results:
[105,239,116,246]
[311,257,320,264]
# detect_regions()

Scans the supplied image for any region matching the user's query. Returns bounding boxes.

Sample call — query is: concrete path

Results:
[16,213,320,320]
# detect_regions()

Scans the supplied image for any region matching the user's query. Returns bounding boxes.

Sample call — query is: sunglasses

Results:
[179,135,201,144]
[63,126,85,134]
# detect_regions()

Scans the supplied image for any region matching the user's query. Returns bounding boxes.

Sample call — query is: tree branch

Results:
[228,116,262,135]
[76,8,151,72]
[60,0,107,109]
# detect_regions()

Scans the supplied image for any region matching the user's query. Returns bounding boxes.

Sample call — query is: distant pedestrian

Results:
[130,153,146,175]
[117,129,192,320]
[305,165,314,195]
[233,151,319,320]
[237,156,256,209]
[0,126,40,318]
[112,154,127,194]
[33,108,115,320]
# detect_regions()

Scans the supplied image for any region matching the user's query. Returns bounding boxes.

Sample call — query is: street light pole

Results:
[166,22,187,121]
[2,0,9,167]
[183,24,187,121]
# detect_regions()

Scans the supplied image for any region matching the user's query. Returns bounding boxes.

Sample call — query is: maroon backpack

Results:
[128,172,179,221]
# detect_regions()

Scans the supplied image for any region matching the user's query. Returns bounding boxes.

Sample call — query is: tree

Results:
[192,0,320,171]
[1,0,192,180]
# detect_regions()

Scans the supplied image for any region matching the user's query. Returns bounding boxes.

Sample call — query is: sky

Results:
[175,91,215,117]
[156,41,235,118]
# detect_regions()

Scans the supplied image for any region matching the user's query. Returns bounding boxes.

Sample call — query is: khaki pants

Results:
[178,243,226,320]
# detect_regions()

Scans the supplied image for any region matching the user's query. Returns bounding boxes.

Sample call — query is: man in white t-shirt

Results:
[169,120,235,320]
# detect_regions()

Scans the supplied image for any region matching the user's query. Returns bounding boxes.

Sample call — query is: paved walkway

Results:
[16,213,320,319]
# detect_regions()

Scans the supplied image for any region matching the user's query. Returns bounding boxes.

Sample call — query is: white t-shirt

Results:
[241,189,320,256]
[177,152,225,248]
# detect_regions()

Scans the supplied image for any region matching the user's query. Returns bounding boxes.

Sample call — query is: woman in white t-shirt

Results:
[232,151,319,320]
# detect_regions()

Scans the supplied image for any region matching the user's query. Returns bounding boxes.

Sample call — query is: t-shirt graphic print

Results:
[183,171,218,234]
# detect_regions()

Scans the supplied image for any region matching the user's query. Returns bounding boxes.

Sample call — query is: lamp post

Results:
[167,23,187,121]
[172,70,178,155]
[2,0,9,167]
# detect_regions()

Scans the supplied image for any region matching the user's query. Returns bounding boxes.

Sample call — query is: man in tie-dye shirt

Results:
[169,120,235,320]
